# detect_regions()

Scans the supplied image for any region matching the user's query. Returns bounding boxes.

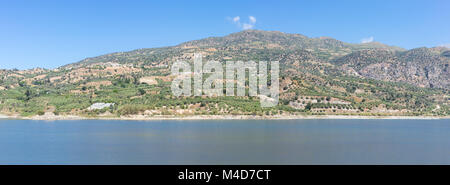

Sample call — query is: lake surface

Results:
[0,119,449,164]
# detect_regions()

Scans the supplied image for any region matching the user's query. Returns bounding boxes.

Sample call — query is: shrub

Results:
[118,105,147,115]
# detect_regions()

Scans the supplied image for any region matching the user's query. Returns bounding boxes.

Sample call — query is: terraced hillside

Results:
[0,30,449,118]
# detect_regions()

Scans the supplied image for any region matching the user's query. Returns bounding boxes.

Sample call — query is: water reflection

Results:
[0,119,449,164]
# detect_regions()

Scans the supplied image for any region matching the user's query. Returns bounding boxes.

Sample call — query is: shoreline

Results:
[1,114,448,120]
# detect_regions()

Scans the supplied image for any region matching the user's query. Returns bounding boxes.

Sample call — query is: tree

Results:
[305,103,312,110]
[25,89,32,100]
[138,88,146,95]
[133,75,140,85]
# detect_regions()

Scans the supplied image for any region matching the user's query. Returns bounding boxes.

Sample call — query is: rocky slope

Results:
[333,47,450,88]
[62,30,445,89]
[0,30,448,117]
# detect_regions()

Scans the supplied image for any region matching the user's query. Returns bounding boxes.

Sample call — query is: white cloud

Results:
[249,16,256,24]
[361,36,374,43]
[232,16,240,23]
[229,16,257,30]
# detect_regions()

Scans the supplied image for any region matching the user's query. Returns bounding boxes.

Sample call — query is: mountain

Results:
[333,47,450,88]
[65,30,446,88]
[0,30,448,117]
[66,30,404,67]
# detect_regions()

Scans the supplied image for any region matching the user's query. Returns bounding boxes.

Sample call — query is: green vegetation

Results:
[0,30,448,117]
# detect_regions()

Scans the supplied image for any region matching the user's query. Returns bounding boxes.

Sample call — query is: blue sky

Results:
[0,0,449,69]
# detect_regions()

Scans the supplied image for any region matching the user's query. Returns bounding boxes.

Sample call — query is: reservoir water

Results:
[0,119,449,164]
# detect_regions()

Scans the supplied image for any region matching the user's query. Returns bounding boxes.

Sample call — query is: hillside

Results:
[0,30,449,118]
[333,47,450,88]
[65,30,404,68]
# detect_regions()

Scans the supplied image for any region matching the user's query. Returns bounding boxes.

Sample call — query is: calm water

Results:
[0,119,449,164]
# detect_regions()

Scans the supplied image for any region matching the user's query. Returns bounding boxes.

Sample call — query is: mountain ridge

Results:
[58,30,448,88]
[64,30,404,68]
[0,30,448,117]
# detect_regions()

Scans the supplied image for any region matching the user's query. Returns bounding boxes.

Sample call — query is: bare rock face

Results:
[333,48,450,88]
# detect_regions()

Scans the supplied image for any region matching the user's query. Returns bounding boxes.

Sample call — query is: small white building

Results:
[87,103,115,110]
